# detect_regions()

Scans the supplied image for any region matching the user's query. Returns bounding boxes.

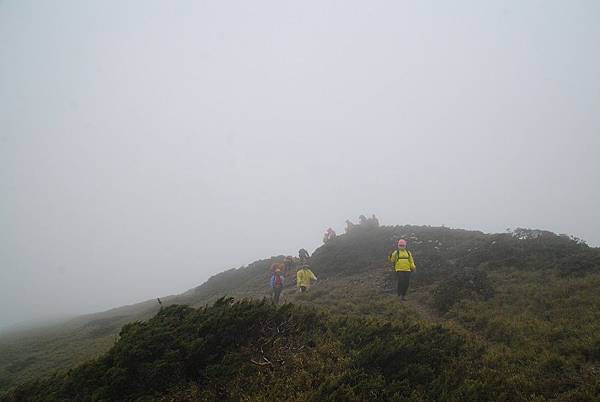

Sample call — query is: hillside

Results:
[1,224,600,400]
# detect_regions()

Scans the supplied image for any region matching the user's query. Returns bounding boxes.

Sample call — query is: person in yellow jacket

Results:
[296,265,317,292]
[388,239,416,300]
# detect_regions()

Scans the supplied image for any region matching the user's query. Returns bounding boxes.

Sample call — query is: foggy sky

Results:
[1,0,599,330]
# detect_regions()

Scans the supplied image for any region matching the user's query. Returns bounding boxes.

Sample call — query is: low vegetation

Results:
[0,299,497,401]
[1,224,599,400]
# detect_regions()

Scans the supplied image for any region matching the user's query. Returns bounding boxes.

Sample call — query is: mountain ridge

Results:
[1,224,599,400]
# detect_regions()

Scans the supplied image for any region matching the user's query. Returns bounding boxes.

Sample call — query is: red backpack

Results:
[274,274,283,288]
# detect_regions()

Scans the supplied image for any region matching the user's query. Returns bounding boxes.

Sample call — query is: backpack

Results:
[274,275,283,288]
[392,249,411,261]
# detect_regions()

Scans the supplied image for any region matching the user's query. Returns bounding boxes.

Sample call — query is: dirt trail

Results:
[368,265,444,324]
[279,265,445,327]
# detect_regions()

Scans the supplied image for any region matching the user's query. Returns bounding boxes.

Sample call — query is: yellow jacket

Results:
[389,249,416,272]
[296,268,317,288]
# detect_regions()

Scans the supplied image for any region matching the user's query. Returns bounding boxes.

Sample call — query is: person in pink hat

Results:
[388,239,416,300]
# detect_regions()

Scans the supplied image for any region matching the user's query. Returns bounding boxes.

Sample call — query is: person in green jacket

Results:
[296,265,317,292]
[388,239,416,300]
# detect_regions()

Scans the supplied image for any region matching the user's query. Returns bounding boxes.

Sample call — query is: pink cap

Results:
[398,239,407,247]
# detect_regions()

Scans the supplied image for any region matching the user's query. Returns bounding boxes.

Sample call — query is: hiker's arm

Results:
[389,251,397,269]
[388,251,396,263]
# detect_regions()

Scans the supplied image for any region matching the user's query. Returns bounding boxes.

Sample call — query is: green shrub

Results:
[0,299,498,402]
[433,267,495,313]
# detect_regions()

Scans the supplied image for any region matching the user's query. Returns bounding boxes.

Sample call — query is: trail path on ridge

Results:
[289,266,445,326]
[368,265,444,324]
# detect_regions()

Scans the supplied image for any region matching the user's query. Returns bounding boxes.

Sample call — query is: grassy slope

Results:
[1,225,599,400]
[2,300,489,402]
[0,254,284,392]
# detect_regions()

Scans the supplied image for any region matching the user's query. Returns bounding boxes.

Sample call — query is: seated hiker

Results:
[270,268,284,304]
[388,239,416,301]
[323,227,336,243]
[298,248,310,262]
[359,215,368,225]
[296,265,317,292]
[345,220,355,233]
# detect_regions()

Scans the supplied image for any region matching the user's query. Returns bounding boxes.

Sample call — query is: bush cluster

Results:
[1,299,498,402]
[432,267,495,313]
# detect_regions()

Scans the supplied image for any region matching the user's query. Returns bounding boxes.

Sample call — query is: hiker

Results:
[298,248,310,262]
[296,265,317,292]
[359,215,368,225]
[345,220,355,233]
[370,214,379,227]
[271,268,284,304]
[270,262,284,275]
[284,256,294,275]
[388,239,416,300]
[323,227,336,243]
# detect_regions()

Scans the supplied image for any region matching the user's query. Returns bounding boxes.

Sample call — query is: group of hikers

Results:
[270,235,416,304]
[345,214,379,233]
[269,248,318,304]
[322,214,380,244]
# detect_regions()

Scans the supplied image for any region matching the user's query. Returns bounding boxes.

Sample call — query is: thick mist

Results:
[1,0,599,330]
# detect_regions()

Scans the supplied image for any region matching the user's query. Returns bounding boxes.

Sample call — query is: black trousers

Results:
[396,271,411,297]
[273,287,282,304]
